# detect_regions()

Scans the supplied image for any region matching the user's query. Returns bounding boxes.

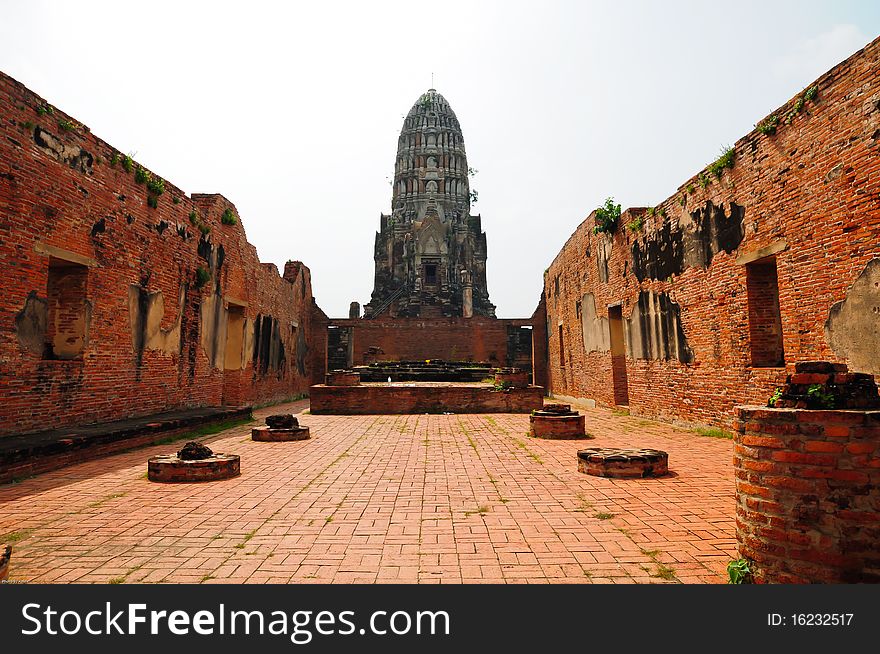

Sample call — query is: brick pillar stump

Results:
[734,405,880,583]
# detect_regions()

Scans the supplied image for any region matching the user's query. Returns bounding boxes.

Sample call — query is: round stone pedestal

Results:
[577,447,668,478]
[530,411,587,439]
[326,370,361,386]
[0,545,11,582]
[252,426,310,442]
[148,453,240,482]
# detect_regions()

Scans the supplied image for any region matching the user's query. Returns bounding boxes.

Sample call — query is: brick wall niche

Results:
[734,406,880,583]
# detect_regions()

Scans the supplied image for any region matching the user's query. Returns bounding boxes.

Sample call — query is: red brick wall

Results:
[327,310,546,385]
[0,71,322,437]
[734,406,880,583]
[544,37,880,428]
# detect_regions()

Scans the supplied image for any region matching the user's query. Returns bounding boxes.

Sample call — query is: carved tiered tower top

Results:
[364,89,496,318]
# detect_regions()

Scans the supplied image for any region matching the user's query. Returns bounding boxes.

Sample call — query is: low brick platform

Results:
[0,406,252,484]
[578,448,669,478]
[309,382,544,414]
[148,453,241,483]
[0,545,10,582]
[734,405,880,583]
[252,426,311,442]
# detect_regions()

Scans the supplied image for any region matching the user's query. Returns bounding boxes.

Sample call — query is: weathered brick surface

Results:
[326,312,545,382]
[542,37,880,428]
[734,406,880,583]
[325,371,361,386]
[0,72,322,437]
[309,383,544,414]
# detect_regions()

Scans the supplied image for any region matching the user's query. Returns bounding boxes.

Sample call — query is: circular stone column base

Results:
[0,545,11,582]
[252,426,311,442]
[577,448,668,478]
[148,454,240,482]
[529,414,587,439]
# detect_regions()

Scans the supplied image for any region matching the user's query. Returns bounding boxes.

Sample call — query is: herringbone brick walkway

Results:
[0,400,736,584]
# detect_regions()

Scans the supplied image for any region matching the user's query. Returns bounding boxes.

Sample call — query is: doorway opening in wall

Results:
[746,257,785,367]
[608,304,630,406]
[424,263,438,287]
[44,257,89,360]
[222,303,246,405]
[224,304,245,371]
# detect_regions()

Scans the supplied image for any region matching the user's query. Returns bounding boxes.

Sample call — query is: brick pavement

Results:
[0,400,736,584]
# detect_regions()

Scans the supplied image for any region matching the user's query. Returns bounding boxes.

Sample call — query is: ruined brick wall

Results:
[544,37,880,428]
[0,71,321,436]
[734,406,880,583]
[325,314,542,381]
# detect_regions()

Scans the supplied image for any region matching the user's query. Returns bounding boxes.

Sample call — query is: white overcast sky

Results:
[2,1,878,317]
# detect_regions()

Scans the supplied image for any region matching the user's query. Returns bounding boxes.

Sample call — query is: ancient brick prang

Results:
[543,36,880,428]
[364,89,495,318]
[0,71,323,437]
[734,405,880,583]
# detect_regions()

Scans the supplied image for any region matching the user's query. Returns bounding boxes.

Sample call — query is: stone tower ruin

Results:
[363,89,496,319]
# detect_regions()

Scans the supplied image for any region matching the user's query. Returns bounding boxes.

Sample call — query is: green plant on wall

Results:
[135,166,150,184]
[757,114,780,135]
[697,172,711,189]
[627,216,643,232]
[727,558,753,584]
[122,155,134,173]
[767,387,784,407]
[806,384,835,409]
[146,177,165,195]
[593,197,621,235]
[195,266,211,288]
[221,208,237,225]
[708,145,735,179]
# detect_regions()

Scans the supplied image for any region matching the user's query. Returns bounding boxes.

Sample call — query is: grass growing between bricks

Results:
[693,427,734,440]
